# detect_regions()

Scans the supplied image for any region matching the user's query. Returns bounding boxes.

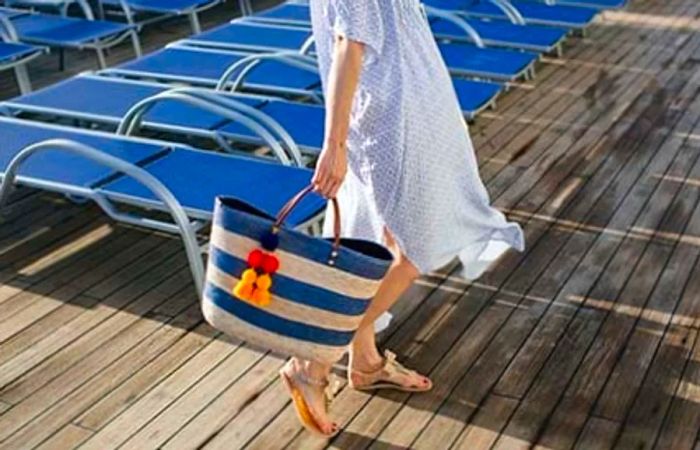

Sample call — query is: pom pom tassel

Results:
[232,249,280,307]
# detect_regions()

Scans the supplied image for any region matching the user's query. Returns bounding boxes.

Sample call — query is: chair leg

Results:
[130,30,143,58]
[188,12,202,34]
[13,64,32,95]
[96,48,107,69]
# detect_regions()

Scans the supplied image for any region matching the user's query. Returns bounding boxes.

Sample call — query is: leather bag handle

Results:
[275,185,342,263]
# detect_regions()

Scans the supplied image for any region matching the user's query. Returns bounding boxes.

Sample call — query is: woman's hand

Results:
[312,140,347,199]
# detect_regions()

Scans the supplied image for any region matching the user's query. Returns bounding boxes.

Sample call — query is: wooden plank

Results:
[607,254,700,448]
[0,226,147,343]
[189,368,288,450]
[77,333,239,450]
[157,352,286,450]
[388,22,700,450]
[74,309,211,431]
[0,210,104,275]
[492,94,700,450]
[614,327,697,450]
[34,424,93,450]
[493,35,700,400]
[534,112,700,449]
[592,198,700,423]
[0,200,76,266]
[410,64,699,450]
[532,244,690,450]
[575,416,620,450]
[0,218,113,320]
[651,322,700,450]
[478,36,638,184]
[508,75,696,446]
[0,240,183,402]
[492,30,697,213]
[473,24,631,172]
[0,401,9,415]
[0,233,150,367]
[0,248,189,440]
[332,303,518,450]
[451,394,519,450]
[1,298,203,450]
[0,313,172,444]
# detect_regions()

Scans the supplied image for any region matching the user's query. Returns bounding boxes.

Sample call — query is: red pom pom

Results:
[247,249,264,268]
[261,254,280,274]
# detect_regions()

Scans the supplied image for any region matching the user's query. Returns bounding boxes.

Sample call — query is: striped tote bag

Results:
[202,186,394,364]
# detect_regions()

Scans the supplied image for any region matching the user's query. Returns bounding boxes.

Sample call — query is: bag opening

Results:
[330,238,394,261]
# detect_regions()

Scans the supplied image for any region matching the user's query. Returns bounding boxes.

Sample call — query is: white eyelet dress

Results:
[309,0,525,282]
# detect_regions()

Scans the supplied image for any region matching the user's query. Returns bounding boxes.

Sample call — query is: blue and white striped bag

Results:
[202,186,394,364]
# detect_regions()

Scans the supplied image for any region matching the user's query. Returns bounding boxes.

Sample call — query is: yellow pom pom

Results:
[241,269,258,283]
[251,289,272,307]
[233,281,254,301]
[256,274,272,291]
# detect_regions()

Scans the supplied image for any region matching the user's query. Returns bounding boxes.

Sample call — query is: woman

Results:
[280,0,525,436]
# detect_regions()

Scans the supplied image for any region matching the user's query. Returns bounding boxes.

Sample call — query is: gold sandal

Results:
[348,350,433,392]
[279,359,340,437]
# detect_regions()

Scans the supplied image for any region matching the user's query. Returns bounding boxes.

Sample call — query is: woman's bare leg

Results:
[348,230,430,387]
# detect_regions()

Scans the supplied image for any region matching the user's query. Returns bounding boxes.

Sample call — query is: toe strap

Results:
[350,350,431,391]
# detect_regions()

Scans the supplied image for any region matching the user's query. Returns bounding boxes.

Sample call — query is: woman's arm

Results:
[312,36,365,199]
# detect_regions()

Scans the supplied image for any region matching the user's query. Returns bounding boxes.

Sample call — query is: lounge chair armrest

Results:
[181,88,305,165]
[109,0,137,26]
[215,50,317,93]
[423,5,485,48]
[0,138,205,297]
[238,0,253,16]
[73,0,97,20]
[117,88,303,166]
[300,35,315,55]
[482,0,526,25]
[0,14,20,42]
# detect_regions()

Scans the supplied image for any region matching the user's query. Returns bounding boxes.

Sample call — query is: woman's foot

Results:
[279,359,339,437]
[348,349,432,392]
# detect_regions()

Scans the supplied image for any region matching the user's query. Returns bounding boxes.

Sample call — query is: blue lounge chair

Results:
[426,7,568,56]
[98,0,224,34]
[0,14,45,94]
[103,45,504,118]
[250,2,568,55]
[105,45,324,99]
[0,116,325,296]
[0,6,141,68]
[180,21,538,82]
[422,0,599,30]
[2,74,325,160]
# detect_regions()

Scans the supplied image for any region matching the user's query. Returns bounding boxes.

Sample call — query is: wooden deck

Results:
[1,0,700,448]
